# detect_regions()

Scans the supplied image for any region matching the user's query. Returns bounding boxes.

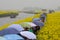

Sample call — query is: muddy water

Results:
[0,13,34,26]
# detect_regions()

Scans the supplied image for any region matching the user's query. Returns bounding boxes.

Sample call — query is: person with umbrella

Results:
[19,31,36,40]
[40,13,47,22]
[20,22,40,34]
[0,24,24,36]
[0,28,19,36]
[33,19,44,29]
[7,24,24,32]
[49,10,55,13]
[33,9,47,23]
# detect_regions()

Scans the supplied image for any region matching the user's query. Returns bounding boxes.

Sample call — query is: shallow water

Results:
[0,13,34,26]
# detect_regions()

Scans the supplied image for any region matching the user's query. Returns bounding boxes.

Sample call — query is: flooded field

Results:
[0,13,34,26]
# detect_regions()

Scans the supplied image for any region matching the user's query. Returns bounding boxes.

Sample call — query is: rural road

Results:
[0,13,34,26]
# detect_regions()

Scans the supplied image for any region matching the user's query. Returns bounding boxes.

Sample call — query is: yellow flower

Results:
[37,11,60,40]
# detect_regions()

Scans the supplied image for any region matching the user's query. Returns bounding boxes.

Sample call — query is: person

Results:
[40,12,47,22]
[33,21,44,27]
[24,27,29,31]
[18,31,36,40]
[7,24,24,32]
[33,12,47,23]
[40,9,47,22]
[31,26,40,34]
[49,10,55,13]
[20,22,40,34]
[8,24,32,32]
[49,10,52,13]
[32,11,47,29]
[52,10,55,13]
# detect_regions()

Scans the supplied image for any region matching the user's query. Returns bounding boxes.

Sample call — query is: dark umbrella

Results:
[0,28,19,36]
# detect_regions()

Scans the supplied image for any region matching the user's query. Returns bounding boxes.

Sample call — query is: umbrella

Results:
[33,21,44,27]
[8,24,24,32]
[33,18,44,27]
[0,28,19,36]
[40,13,46,21]
[0,37,6,40]
[20,31,36,39]
[32,18,43,22]
[20,22,37,28]
[4,34,24,40]
[32,12,47,23]
[32,18,41,21]
[20,22,31,28]
[26,22,37,27]
[40,13,46,18]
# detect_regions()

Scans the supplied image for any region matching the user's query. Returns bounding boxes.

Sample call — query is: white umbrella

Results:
[8,24,24,32]
[20,31,36,39]
[26,22,37,27]
[20,22,37,28]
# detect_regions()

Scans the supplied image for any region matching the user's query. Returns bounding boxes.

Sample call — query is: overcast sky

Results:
[0,0,60,10]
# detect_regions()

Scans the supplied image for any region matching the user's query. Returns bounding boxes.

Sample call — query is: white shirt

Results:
[8,24,24,32]
[20,31,36,39]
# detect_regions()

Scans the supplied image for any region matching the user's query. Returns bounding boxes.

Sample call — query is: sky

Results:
[0,0,60,10]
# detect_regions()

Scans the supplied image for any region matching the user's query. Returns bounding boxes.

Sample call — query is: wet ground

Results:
[0,13,34,26]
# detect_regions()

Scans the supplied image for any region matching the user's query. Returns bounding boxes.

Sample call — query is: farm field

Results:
[0,10,60,40]
[37,11,60,40]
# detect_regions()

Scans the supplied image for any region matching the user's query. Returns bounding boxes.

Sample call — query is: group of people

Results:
[0,12,47,40]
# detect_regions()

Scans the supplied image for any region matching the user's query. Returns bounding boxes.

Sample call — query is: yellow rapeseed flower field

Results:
[0,10,60,40]
[37,11,60,40]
